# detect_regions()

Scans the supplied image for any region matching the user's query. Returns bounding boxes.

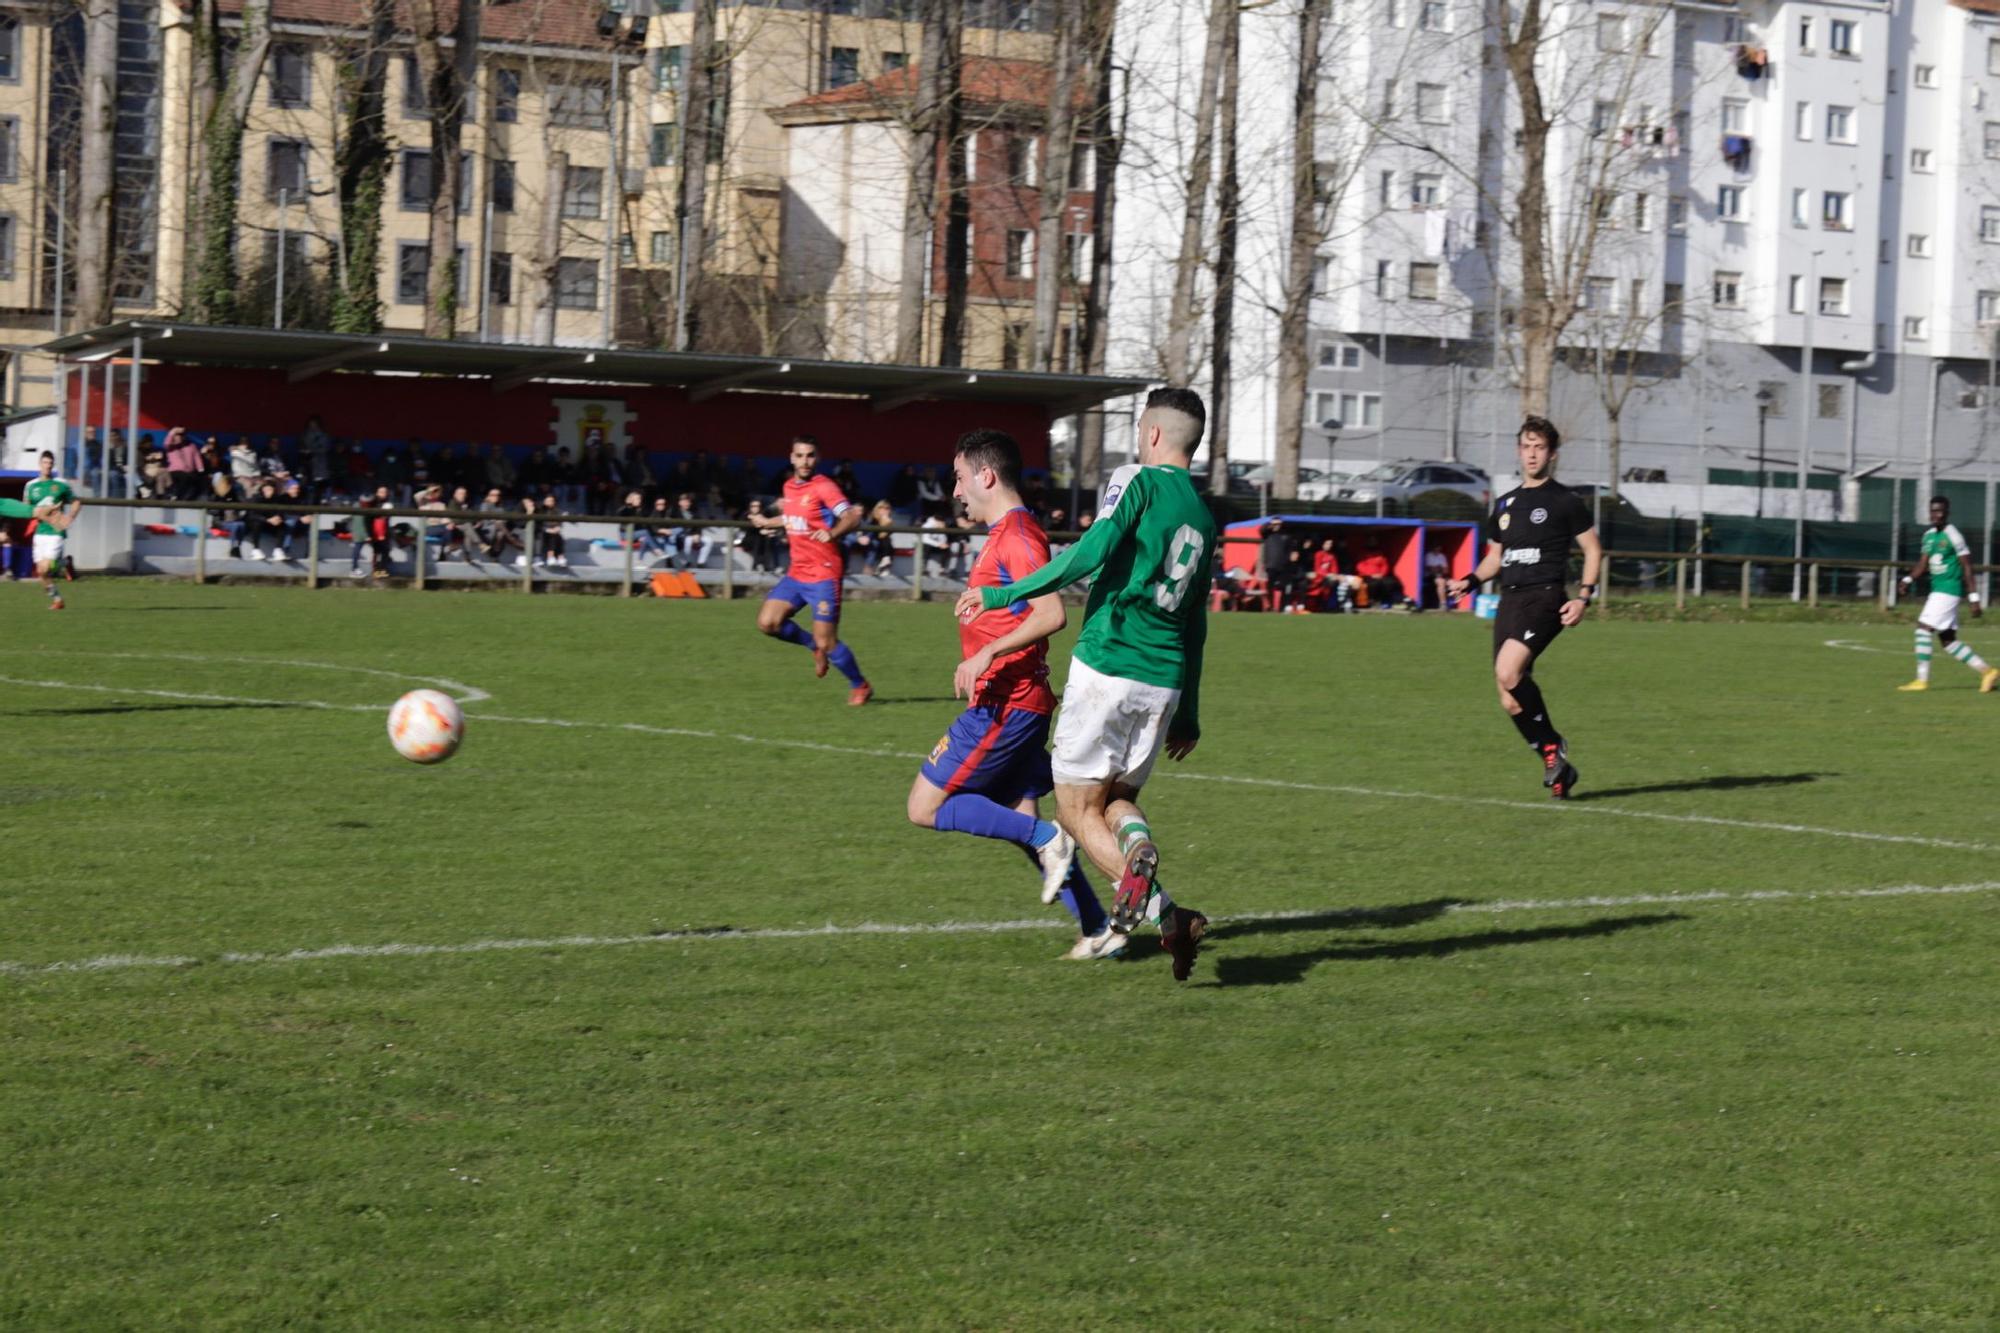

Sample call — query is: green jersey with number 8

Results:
[979,462,1215,734]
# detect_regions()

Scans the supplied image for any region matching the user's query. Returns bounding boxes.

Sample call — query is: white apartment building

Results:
[1305,0,2000,505]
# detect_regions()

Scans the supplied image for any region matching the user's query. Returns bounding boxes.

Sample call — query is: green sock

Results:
[1116,817,1152,860]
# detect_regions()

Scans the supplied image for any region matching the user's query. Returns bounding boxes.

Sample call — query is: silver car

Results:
[1337,460,1491,507]
[1236,464,1346,500]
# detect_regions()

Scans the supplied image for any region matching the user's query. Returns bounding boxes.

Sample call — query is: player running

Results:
[747,434,872,705]
[1449,416,1601,799]
[1897,495,1999,693]
[954,387,1215,981]
[907,429,1122,961]
[19,451,81,611]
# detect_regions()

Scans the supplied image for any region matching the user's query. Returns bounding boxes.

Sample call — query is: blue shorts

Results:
[920,705,1055,803]
[769,575,842,623]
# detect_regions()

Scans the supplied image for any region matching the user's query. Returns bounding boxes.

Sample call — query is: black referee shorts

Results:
[1493,583,1568,664]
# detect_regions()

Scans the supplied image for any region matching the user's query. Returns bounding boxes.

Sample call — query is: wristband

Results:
[1577,583,1597,603]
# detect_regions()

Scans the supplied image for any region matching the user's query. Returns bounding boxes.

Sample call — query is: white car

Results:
[1237,465,1347,501]
[1337,460,1491,507]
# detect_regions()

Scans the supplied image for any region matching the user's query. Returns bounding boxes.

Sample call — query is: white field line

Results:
[0,648,492,703]
[7,880,2000,978]
[1824,638,1896,655]
[6,672,1996,854]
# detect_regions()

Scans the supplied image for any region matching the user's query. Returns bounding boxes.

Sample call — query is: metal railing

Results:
[1591,548,1959,614]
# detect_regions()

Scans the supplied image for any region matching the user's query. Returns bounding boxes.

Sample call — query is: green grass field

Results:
[5,581,1999,1329]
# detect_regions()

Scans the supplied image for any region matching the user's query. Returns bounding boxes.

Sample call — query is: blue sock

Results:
[1059,860,1108,935]
[774,621,813,648]
[827,641,865,687]
[935,793,1040,846]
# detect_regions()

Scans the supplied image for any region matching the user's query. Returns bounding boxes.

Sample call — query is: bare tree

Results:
[1206,0,1240,494]
[895,0,959,364]
[531,147,568,343]
[410,0,483,337]
[189,0,273,323]
[1028,0,1081,371]
[72,0,118,327]
[674,0,717,350]
[1075,0,1121,492]
[330,0,399,333]
[1161,0,1230,387]
[1272,0,1328,500]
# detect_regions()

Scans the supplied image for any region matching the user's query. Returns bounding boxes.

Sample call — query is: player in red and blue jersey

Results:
[749,434,872,705]
[905,429,1120,961]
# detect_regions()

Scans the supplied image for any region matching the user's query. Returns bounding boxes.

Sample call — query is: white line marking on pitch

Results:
[0,649,490,703]
[6,667,1993,855]
[7,880,2000,978]
[1824,638,1895,655]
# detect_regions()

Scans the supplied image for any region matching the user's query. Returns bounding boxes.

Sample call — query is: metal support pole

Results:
[1596,558,1609,618]
[195,506,207,584]
[1675,557,1687,611]
[1740,560,1752,610]
[307,512,320,589]
[1794,249,1820,601]
[621,522,634,597]
[99,359,112,491]
[414,514,426,590]
[1808,562,1819,608]
[129,333,143,501]
[912,535,925,602]
[275,186,289,329]
[522,520,536,593]
[722,522,735,600]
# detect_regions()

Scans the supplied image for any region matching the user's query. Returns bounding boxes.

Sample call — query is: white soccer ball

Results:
[387,689,464,764]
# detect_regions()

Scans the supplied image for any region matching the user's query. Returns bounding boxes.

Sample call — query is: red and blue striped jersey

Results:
[960,508,1056,714]
[781,473,854,583]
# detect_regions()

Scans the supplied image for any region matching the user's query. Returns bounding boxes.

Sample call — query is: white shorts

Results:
[31,533,64,566]
[1050,657,1182,789]
[1920,591,1961,633]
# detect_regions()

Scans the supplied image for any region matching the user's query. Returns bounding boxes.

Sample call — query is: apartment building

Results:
[1306,0,2000,500]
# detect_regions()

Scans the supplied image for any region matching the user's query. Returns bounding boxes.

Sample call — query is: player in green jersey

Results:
[21,451,80,611]
[1897,495,1998,692]
[955,387,1216,980]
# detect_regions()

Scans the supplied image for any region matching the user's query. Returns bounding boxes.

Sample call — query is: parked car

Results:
[1235,464,1345,500]
[1336,460,1491,507]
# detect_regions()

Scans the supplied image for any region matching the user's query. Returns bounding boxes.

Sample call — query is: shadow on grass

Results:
[1212,897,1471,938]
[2,701,295,717]
[1211,912,1689,987]
[88,606,246,613]
[855,695,961,706]
[1569,772,1828,803]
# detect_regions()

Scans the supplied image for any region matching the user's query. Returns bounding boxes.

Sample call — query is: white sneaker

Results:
[244,548,264,561]
[512,556,526,569]
[1035,826,1077,905]
[1063,928,1127,962]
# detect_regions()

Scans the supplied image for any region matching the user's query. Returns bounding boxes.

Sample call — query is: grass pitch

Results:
[4,581,1999,1328]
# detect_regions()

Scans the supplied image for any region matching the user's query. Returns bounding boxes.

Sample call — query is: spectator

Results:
[200,439,228,490]
[302,415,332,488]
[228,436,260,494]
[0,522,14,579]
[517,447,550,497]
[699,484,728,519]
[1354,537,1404,608]
[1022,470,1049,515]
[638,495,676,565]
[444,485,475,559]
[916,465,947,509]
[359,485,394,578]
[164,427,204,500]
[537,495,568,568]
[689,448,719,495]
[278,477,311,557]
[668,491,708,569]
[139,434,169,498]
[1311,537,1356,613]
[1046,506,1071,553]
[377,447,410,504]
[105,428,129,498]
[551,446,584,513]
[471,486,525,566]
[481,443,517,495]
[582,438,616,514]
[344,441,374,488]
[1255,518,1289,586]
[887,464,919,519]
[244,479,288,561]
[852,499,899,577]
[920,502,962,579]
[208,473,248,558]
[740,496,782,572]
[664,457,697,503]
[833,459,862,501]
[620,443,655,500]
[1425,545,1453,610]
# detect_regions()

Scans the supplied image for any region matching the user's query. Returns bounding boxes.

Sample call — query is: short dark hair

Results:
[1519,415,1561,450]
[791,433,819,448]
[37,449,53,462]
[954,428,1022,490]
[1146,386,1208,454]
[1931,494,1950,510]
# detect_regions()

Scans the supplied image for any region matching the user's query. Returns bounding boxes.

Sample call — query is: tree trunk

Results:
[413,0,482,338]
[937,4,969,368]
[331,0,397,333]
[1501,0,1555,417]
[532,148,567,343]
[1029,0,1079,371]
[1076,0,1120,499]
[73,0,119,327]
[1272,0,1327,502]
[189,0,272,324]
[1207,0,1238,495]
[674,0,717,350]
[1163,0,1229,387]
[895,0,954,364]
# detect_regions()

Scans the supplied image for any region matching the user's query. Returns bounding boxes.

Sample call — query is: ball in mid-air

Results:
[388,689,464,764]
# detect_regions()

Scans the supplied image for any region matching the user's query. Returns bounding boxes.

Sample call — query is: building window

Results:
[555,257,599,310]
[1991,38,2000,77]
[1419,0,1447,31]
[1911,147,1934,173]
[1592,190,1616,227]
[1717,184,1744,220]
[649,231,673,265]
[1339,392,1381,428]
[1819,276,1848,316]
[1318,342,1362,370]
[1662,281,1683,319]
[882,51,907,74]
[1713,271,1742,308]
[1828,19,1856,57]
[654,45,683,92]
[0,117,18,183]
[1791,189,1809,228]
[1787,274,1804,313]
[1984,207,2000,244]
[1005,135,1037,186]
[1822,191,1850,230]
[489,159,515,213]
[550,82,610,130]
[401,151,471,213]
[1795,100,1813,140]
[1818,384,1845,419]
[488,252,512,307]
[650,123,678,169]
[401,56,427,116]
[495,68,519,123]
[1005,229,1034,279]
[1377,169,1393,208]
[1583,275,1615,311]
[1409,172,1441,209]
[1798,15,1814,52]
[1374,258,1391,298]
[1720,99,1747,134]
[1722,15,1744,43]
[1383,0,1402,28]
[1910,233,1933,257]
[1067,141,1094,191]
[1905,316,1929,341]
[1591,100,1615,137]
[962,133,977,182]
[396,242,429,304]
[1415,82,1446,123]
[0,16,17,82]
[1986,122,2000,160]
[562,165,603,219]
[1380,79,1396,118]
[266,138,307,200]
[619,232,635,266]
[1062,231,1092,282]
[1632,193,1650,231]
[270,43,310,108]
[0,213,14,279]
[1597,13,1625,53]
[1668,194,1687,233]
[1001,323,1030,370]
[1826,105,1854,143]
[1916,64,1938,89]
[827,47,860,90]
[1981,291,2000,323]
[1408,261,1439,300]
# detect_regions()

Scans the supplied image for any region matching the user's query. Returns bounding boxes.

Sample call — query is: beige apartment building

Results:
[0,0,1065,409]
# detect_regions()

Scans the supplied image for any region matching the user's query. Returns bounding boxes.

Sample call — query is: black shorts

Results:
[1493,583,1567,664]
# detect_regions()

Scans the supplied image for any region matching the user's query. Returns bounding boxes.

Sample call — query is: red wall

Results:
[68,364,1054,468]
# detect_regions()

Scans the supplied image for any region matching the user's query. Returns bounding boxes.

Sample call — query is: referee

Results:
[1449,415,1602,799]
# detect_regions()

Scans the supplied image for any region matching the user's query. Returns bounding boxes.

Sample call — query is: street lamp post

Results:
[1755,387,1774,520]
[275,186,289,330]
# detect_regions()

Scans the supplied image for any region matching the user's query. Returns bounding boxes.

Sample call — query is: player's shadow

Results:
[1211,912,1688,987]
[91,606,244,612]
[1,701,293,717]
[855,695,961,706]
[1212,897,1470,938]
[1568,772,1828,802]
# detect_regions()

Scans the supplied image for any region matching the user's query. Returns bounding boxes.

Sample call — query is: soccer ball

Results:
[387,689,464,764]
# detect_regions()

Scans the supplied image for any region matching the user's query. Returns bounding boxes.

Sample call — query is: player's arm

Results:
[953,592,1066,699]
[1448,541,1504,598]
[962,481,1143,618]
[1562,525,1602,626]
[53,497,83,532]
[1953,529,1982,616]
[820,502,863,543]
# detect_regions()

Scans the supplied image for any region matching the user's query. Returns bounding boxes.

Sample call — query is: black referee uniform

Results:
[1481,480,1594,792]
